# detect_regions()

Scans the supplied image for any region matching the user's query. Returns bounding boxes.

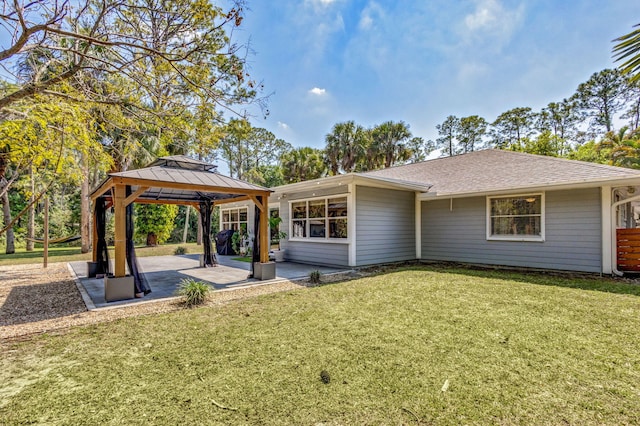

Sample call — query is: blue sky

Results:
[237,0,640,149]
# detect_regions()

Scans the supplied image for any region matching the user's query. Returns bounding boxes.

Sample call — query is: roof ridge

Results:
[365,148,640,175]
[493,149,637,173]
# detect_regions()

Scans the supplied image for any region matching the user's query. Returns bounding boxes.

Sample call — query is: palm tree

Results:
[600,126,640,168]
[370,121,413,169]
[613,23,640,83]
[324,121,368,174]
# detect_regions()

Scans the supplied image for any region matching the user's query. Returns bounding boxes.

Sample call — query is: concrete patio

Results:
[69,254,348,309]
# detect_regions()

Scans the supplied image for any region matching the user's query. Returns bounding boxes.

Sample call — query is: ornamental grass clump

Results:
[177,278,211,307]
[174,246,188,255]
[309,270,322,284]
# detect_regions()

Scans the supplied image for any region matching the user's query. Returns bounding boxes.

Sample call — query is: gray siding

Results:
[356,186,415,266]
[421,188,602,273]
[285,241,349,267]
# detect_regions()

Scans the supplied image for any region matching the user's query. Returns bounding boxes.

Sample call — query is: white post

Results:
[348,183,357,267]
[415,192,422,260]
[601,185,612,275]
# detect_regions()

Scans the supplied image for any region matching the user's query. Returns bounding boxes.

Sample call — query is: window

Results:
[487,194,544,241]
[221,207,248,232]
[269,208,280,242]
[291,197,348,240]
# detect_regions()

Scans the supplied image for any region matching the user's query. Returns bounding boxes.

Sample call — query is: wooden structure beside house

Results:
[90,156,273,301]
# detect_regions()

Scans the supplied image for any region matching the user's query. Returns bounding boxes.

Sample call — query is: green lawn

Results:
[2,267,640,424]
[0,242,203,266]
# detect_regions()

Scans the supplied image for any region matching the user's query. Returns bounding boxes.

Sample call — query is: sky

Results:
[236,0,640,149]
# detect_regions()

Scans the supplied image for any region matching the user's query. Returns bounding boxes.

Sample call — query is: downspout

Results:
[610,190,640,276]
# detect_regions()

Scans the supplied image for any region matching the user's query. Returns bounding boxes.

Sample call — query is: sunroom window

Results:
[221,207,248,232]
[291,197,348,240]
[488,194,544,241]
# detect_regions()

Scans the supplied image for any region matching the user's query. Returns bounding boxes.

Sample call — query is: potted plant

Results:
[269,216,287,262]
[231,228,248,256]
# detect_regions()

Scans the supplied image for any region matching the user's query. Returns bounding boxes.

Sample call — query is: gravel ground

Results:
[0,262,358,342]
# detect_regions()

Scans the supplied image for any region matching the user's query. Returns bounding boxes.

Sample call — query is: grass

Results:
[0,242,203,266]
[231,256,252,262]
[2,266,640,424]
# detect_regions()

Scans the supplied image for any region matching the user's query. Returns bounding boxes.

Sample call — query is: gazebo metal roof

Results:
[91,155,272,206]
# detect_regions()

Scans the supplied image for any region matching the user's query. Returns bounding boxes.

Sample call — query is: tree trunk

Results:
[146,232,158,246]
[1,188,15,254]
[80,154,90,253]
[196,214,203,245]
[182,205,190,243]
[26,169,35,251]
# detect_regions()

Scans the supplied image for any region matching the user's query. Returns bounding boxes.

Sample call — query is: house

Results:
[219,149,640,275]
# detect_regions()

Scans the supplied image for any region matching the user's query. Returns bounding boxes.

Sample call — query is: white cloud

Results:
[277,121,290,130]
[462,0,524,45]
[304,0,338,13]
[309,87,327,96]
[294,1,345,65]
[358,2,384,31]
[359,14,373,30]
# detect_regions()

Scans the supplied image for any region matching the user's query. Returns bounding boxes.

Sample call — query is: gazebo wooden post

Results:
[113,183,127,277]
[259,193,269,264]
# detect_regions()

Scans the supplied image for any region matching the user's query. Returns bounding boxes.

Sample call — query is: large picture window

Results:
[291,197,348,240]
[487,194,544,241]
[221,207,248,232]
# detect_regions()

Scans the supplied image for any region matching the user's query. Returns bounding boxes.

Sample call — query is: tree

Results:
[280,147,327,183]
[368,121,413,169]
[613,23,640,84]
[0,97,106,252]
[219,120,292,181]
[622,79,640,131]
[324,121,369,174]
[457,116,488,153]
[435,115,459,156]
[574,69,627,134]
[243,165,285,187]
[566,140,610,164]
[407,137,429,163]
[536,99,579,154]
[135,204,179,246]
[600,126,640,168]
[0,0,259,116]
[490,107,535,150]
[518,131,563,157]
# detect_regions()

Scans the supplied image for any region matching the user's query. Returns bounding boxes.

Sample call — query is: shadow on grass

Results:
[0,247,83,262]
[382,262,640,297]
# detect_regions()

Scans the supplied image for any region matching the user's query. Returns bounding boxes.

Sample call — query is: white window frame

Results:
[288,195,350,243]
[486,193,545,242]
[220,206,248,232]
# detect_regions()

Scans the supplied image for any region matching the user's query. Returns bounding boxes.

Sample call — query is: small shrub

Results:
[174,246,188,255]
[177,278,211,307]
[309,270,322,284]
[320,370,331,384]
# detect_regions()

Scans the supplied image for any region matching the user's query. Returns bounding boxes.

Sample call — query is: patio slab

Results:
[69,254,348,309]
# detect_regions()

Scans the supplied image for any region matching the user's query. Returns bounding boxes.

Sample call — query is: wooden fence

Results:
[617,228,640,272]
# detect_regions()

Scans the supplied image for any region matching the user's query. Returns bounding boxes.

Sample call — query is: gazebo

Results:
[89,155,274,302]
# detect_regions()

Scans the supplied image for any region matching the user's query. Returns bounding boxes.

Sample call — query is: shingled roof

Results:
[364,149,640,196]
